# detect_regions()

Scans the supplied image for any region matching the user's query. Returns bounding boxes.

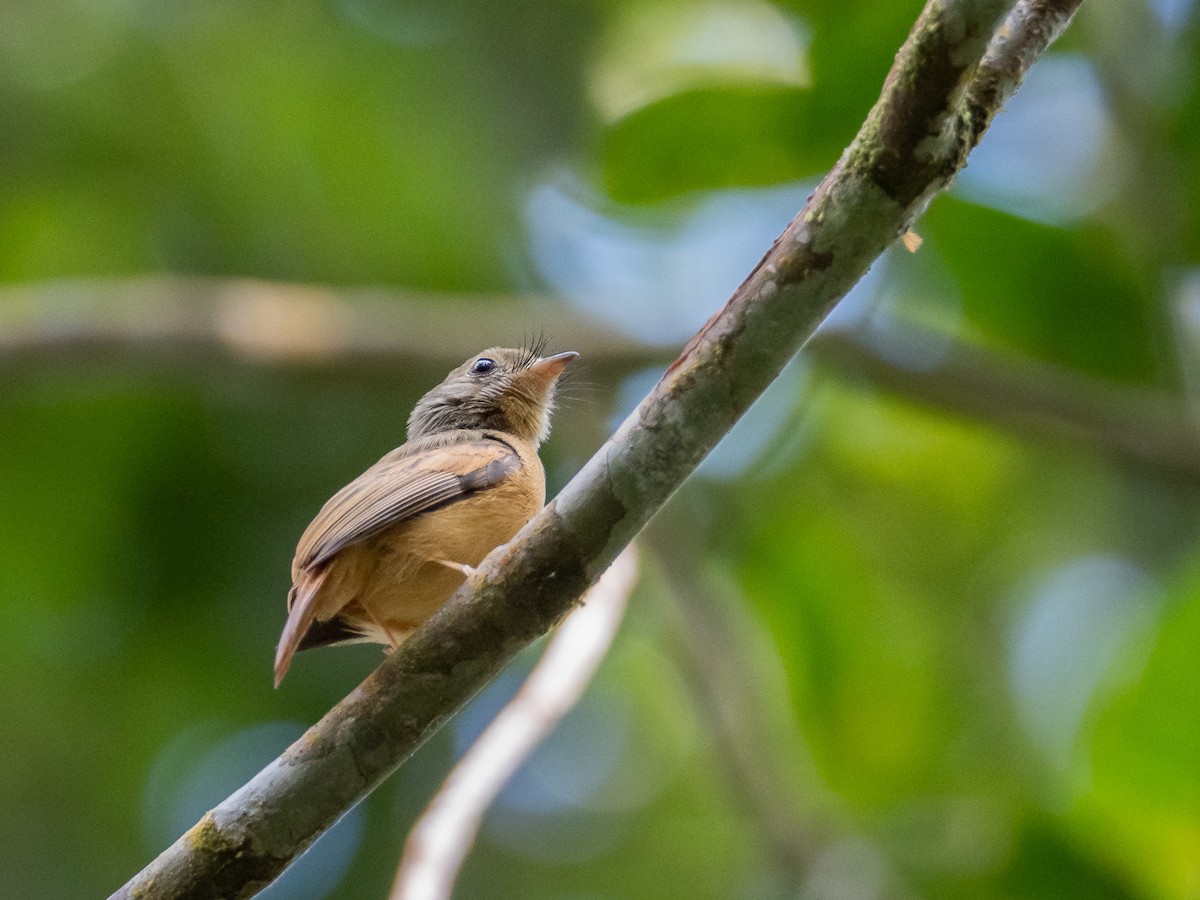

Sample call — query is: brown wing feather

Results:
[293,439,519,572]
[274,437,520,686]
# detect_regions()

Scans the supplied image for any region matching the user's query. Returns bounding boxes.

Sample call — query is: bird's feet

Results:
[361,605,402,653]
[431,558,478,579]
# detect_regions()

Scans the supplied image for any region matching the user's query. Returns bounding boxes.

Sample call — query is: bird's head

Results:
[407,344,578,445]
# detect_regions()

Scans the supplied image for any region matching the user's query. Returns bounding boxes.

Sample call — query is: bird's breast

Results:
[403,468,543,563]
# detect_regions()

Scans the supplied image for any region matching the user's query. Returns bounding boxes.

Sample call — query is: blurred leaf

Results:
[924,198,1158,383]
[596,0,926,203]
[1171,59,1200,262]
[1083,566,1200,899]
[990,820,1137,900]
[601,85,826,203]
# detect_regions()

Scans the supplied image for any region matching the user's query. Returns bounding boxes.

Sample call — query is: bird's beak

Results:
[524,351,578,385]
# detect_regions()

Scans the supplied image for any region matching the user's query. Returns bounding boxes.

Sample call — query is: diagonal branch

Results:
[110,2,1086,896]
[960,0,1087,151]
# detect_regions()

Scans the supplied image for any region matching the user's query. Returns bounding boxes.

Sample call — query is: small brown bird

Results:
[274,345,577,687]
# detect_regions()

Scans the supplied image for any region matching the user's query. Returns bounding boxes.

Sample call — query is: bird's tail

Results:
[274,568,330,688]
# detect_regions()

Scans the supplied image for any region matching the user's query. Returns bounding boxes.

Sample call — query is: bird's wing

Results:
[294,437,521,574]
[275,437,521,686]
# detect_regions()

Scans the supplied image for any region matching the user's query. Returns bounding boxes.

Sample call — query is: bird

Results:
[273,344,577,687]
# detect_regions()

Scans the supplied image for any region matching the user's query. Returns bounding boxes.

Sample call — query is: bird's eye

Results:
[470,358,496,375]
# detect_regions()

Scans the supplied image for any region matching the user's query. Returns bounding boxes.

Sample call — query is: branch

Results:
[809,326,1200,483]
[390,546,638,900]
[960,0,1086,152]
[111,2,1084,896]
[11,275,1194,483]
[0,275,649,364]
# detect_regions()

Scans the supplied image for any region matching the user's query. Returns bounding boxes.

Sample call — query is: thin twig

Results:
[390,546,638,900]
[112,2,1092,896]
[960,0,1086,152]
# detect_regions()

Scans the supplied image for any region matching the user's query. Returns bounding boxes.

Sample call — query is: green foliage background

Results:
[2,0,1199,897]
